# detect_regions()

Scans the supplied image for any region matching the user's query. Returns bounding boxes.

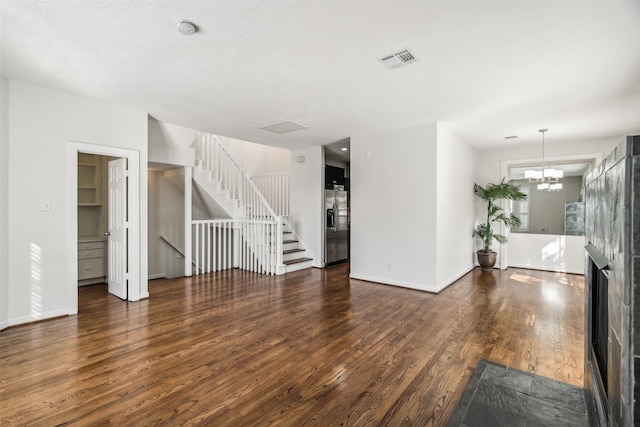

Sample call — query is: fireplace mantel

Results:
[585,244,609,271]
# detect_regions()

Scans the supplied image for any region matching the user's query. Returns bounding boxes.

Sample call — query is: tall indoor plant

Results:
[473,178,527,271]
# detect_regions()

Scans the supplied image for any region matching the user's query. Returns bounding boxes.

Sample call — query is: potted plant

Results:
[473,178,526,271]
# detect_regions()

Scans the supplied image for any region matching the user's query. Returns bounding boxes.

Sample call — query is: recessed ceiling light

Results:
[341,148,348,151]
[177,20,197,36]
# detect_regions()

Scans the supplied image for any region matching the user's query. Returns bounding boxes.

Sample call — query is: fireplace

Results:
[586,243,609,417]
[583,135,639,427]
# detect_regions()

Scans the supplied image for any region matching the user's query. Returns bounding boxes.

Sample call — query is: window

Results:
[511,185,529,232]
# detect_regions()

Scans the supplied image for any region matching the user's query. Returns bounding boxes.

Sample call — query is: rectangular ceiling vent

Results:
[261,121,307,134]
[379,48,417,70]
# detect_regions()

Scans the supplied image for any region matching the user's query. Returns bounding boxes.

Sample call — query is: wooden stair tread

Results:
[283,239,298,244]
[283,257,313,265]
[283,248,305,254]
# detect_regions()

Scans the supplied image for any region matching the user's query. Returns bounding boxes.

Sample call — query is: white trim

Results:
[149,273,166,280]
[508,263,584,275]
[349,274,440,293]
[436,266,475,292]
[68,141,142,315]
[500,151,603,270]
[4,309,69,328]
[184,166,193,277]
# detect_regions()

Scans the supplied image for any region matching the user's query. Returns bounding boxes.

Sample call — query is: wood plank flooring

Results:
[0,265,585,426]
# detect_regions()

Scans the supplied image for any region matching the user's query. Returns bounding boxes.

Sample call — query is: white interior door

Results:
[107,158,127,299]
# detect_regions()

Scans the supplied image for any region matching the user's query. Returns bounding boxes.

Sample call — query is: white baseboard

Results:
[436,266,475,292]
[148,273,166,280]
[4,308,70,329]
[349,273,439,293]
[350,264,476,294]
[508,263,584,275]
[0,319,10,331]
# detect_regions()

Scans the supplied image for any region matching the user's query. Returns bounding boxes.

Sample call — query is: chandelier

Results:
[524,129,563,191]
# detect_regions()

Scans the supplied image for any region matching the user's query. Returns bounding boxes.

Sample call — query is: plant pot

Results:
[476,250,497,272]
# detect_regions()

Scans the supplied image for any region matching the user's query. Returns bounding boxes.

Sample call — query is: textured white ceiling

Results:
[2,1,639,150]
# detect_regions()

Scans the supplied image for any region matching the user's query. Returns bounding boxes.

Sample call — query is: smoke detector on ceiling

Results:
[177,20,197,36]
[261,121,307,134]
[379,48,417,70]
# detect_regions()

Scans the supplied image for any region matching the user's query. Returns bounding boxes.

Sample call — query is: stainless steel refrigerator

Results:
[325,188,349,265]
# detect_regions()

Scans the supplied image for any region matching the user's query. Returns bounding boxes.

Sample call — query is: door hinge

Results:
[125,221,129,228]
[125,170,130,178]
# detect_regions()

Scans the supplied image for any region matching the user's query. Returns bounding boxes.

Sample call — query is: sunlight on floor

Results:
[509,272,544,285]
[542,286,565,305]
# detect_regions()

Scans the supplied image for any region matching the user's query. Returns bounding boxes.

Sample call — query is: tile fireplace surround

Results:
[584,135,639,426]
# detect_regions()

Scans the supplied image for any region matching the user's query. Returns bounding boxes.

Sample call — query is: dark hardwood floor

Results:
[0,265,584,426]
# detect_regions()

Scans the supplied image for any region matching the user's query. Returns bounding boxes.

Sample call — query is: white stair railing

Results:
[251,172,290,217]
[196,132,279,220]
[192,219,283,275]
[192,219,235,274]
[193,132,285,275]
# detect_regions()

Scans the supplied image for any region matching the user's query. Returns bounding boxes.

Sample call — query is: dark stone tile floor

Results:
[447,360,590,427]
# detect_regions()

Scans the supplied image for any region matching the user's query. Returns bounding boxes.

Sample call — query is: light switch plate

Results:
[41,200,51,212]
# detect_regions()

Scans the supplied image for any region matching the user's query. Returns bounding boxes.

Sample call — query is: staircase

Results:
[191,132,312,275]
[282,227,313,273]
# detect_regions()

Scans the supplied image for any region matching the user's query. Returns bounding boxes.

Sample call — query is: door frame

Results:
[67,141,141,314]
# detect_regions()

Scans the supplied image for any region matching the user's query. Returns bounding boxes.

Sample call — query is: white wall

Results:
[289,146,323,267]
[148,170,186,279]
[148,120,290,176]
[0,77,9,329]
[475,135,621,270]
[5,79,148,327]
[148,119,196,167]
[509,233,586,274]
[436,124,476,290]
[219,135,290,176]
[350,123,439,291]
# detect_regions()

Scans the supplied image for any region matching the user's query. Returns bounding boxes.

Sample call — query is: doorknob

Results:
[104,231,111,237]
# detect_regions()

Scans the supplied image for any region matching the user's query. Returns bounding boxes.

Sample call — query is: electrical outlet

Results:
[41,200,52,212]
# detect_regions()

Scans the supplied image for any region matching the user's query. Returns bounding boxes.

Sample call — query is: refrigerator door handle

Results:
[333,204,337,232]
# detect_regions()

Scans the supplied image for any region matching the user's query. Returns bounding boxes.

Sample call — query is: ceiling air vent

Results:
[379,48,417,70]
[261,121,307,134]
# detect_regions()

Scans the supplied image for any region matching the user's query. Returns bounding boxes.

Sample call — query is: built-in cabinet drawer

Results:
[78,257,105,280]
[78,238,106,282]
[78,241,105,250]
[78,248,105,259]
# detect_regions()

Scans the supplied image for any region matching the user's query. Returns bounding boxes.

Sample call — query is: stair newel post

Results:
[276,216,284,272]
[206,133,212,171]
[239,169,245,215]
[195,132,201,167]
[184,166,193,277]
[214,138,219,182]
